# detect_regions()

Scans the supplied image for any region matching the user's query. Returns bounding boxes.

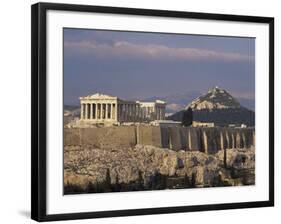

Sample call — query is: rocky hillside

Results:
[186,86,241,110]
[64,145,255,194]
[169,87,255,126]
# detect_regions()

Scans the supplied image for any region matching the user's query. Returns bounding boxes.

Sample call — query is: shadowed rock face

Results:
[64,145,255,194]
[169,108,255,127]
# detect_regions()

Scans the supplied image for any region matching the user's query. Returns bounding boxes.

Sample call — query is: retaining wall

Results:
[64,126,136,149]
[64,126,255,153]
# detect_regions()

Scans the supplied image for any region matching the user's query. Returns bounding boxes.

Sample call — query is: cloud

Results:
[64,40,254,63]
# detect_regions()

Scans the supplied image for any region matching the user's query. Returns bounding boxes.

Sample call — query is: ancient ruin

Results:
[64,91,256,193]
[79,93,166,124]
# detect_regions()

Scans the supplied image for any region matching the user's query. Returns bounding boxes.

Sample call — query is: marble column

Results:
[132,104,135,121]
[109,104,111,119]
[136,104,139,120]
[108,104,111,119]
[120,104,124,121]
[132,104,134,121]
[89,103,91,119]
[105,103,108,119]
[80,103,84,120]
[90,103,93,120]
[134,105,136,120]
[122,104,125,121]
[93,103,96,119]
[139,105,141,121]
[146,107,148,119]
[117,104,119,121]
[124,104,126,121]
[127,104,130,121]
[131,104,134,121]
[107,104,109,119]
[110,103,113,120]
[85,104,88,119]
[95,103,98,119]
[129,104,132,121]
[118,104,122,121]
[130,104,132,121]
[125,104,128,121]
[110,103,113,119]
[121,104,125,121]
[99,103,102,119]
[120,104,122,121]
[131,105,134,121]
[114,103,117,121]
[98,103,101,119]
[102,103,105,119]
[139,105,142,121]
[101,103,103,119]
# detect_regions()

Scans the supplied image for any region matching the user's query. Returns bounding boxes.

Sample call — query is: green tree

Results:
[182,107,193,127]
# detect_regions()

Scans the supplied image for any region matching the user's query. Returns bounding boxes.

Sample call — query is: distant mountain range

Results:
[142,89,254,113]
[168,87,255,126]
[64,105,80,125]
[141,91,201,114]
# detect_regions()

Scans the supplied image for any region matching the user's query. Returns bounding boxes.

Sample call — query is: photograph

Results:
[63,28,256,194]
[0,0,277,223]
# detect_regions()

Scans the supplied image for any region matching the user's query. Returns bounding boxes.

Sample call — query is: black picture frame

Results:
[31,2,274,222]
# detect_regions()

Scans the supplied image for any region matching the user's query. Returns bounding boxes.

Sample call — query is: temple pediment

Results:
[80,93,117,100]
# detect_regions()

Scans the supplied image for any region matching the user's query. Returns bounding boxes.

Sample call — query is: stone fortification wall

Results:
[64,126,136,149]
[64,126,255,153]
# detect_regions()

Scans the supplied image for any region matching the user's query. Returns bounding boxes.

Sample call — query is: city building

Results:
[150,120,181,128]
[192,121,215,127]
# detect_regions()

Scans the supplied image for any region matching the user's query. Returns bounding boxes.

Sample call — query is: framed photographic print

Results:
[31,2,274,222]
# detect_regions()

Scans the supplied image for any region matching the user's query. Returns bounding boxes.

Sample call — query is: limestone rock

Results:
[64,144,255,193]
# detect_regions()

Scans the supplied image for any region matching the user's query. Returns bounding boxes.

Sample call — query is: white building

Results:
[79,93,166,124]
[150,120,181,128]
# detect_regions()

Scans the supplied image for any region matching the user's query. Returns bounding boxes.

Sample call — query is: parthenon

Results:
[79,93,166,124]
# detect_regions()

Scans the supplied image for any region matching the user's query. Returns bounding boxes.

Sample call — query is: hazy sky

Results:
[64,28,255,105]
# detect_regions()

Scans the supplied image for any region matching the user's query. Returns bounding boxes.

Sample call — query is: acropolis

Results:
[79,93,166,124]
